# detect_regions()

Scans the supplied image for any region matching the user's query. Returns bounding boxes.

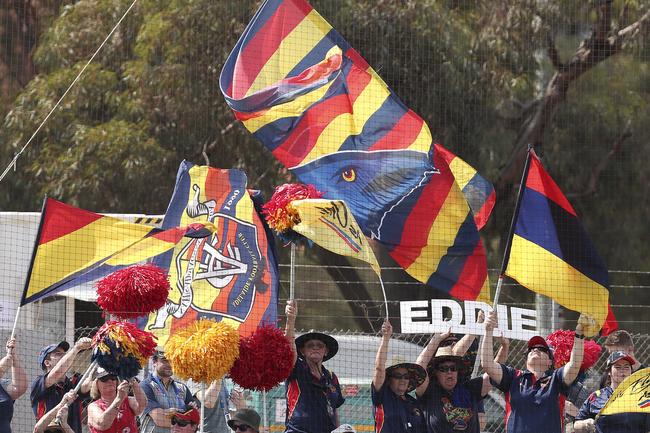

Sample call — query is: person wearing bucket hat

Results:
[415,328,490,433]
[480,310,586,433]
[30,337,93,433]
[574,351,650,433]
[228,408,261,433]
[87,367,147,433]
[371,319,426,433]
[284,300,345,433]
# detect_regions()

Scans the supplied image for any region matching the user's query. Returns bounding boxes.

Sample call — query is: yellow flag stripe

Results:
[302,75,391,163]
[505,234,609,327]
[405,188,470,281]
[28,217,153,298]
[242,79,337,133]
[246,10,333,97]
[449,155,478,190]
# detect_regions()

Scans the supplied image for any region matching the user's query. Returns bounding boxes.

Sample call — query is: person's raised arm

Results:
[198,379,222,409]
[285,299,298,366]
[494,334,510,364]
[452,310,485,357]
[4,339,27,399]
[415,328,451,396]
[33,390,77,433]
[45,338,92,388]
[480,310,502,385]
[372,320,392,391]
[128,378,147,416]
[563,315,588,387]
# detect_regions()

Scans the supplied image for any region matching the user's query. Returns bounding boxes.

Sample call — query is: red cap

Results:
[527,336,549,350]
[173,408,200,424]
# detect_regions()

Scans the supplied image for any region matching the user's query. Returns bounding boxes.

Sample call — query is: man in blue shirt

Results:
[574,351,650,433]
[284,300,345,433]
[480,310,585,433]
[30,338,92,433]
[140,351,196,433]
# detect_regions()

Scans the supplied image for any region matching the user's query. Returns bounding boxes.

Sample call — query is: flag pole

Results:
[13,196,49,339]
[262,390,268,431]
[378,275,389,319]
[471,144,535,376]
[200,382,205,433]
[289,242,296,300]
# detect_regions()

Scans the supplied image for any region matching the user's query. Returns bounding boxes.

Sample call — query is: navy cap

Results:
[606,351,635,369]
[38,341,70,370]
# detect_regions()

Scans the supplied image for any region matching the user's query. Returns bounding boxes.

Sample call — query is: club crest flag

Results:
[144,161,278,345]
[505,151,615,333]
[219,0,493,300]
[291,199,380,275]
[21,198,207,305]
[599,368,650,416]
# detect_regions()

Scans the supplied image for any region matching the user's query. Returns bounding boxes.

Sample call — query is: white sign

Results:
[400,300,538,341]
[0,299,17,330]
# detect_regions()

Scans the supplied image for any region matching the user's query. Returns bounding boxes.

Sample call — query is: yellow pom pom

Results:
[164,320,240,382]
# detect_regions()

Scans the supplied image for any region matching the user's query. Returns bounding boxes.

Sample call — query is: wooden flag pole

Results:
[471,145,535,377]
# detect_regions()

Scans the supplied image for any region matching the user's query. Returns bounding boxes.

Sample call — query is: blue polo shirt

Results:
[30,373,87,433]
[576,386,650,433]
[418,376,484,433]
[493,365,569,433]
[285,357,345,433]
[0,380,13,433]
[371,383,425,433]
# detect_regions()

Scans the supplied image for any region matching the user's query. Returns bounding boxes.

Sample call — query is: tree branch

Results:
[495,4,650,196]
[568,120,631,198]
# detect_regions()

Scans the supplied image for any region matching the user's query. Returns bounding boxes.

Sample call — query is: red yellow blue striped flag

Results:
[21,198,210,305]
[220,0,493,300]
[505,151,617,333]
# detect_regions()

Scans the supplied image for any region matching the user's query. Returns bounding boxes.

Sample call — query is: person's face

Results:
[154,357,173,378]
[434,361,458,391]
[97,375,118,397]
[526,346,552,371]
[300,339,328,363]
[387,367,410,396]
[171,418,198,433]
[44,348,66,372]
[609,360,632,387]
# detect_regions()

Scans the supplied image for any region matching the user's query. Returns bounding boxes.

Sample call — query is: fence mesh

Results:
[1,1,650,433]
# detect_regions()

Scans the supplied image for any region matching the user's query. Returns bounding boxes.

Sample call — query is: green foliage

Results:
[1,0,649,328]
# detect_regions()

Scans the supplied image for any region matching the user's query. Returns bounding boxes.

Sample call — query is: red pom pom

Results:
[229,325,294,391]
[262,183,323,233]
[96,264,170,319]
[546,329,602,371]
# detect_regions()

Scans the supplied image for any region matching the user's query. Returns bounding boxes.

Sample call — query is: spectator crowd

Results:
[0,300,648,433]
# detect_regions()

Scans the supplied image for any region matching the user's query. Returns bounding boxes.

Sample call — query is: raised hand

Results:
[380,319,393,338]
[485,310,498,332]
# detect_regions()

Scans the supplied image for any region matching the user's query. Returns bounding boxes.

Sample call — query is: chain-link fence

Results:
[4,308,649,433]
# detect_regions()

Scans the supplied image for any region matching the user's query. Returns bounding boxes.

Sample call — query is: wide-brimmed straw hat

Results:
[295,331,338,361]
[385,362,427,392]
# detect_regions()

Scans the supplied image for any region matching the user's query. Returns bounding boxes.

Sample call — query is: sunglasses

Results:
[171,419,194,427]
[232,424,252,432]
[436,365,458,373]
[98,375,117,382]
[390,373,410,380]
